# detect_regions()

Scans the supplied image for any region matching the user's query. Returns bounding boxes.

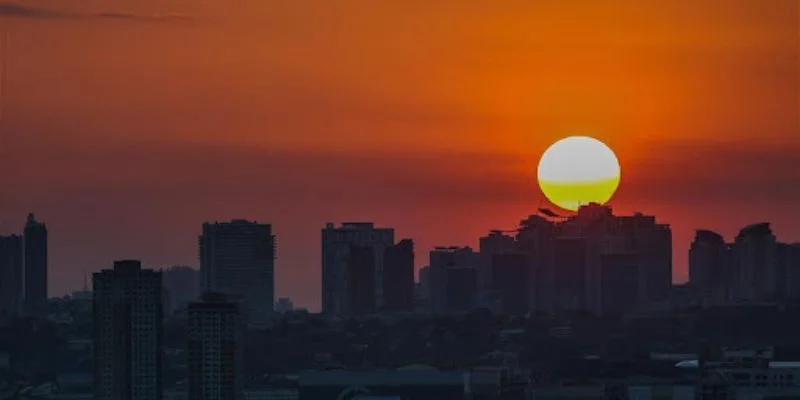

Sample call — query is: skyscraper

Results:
[321,222,394,314]
[428,246,480,313]
[347,244,377,315]
[188,292,243,400]
[23,213,48,317]
[199,220,276,324]
[162,265,199,315]
[689,230,731,303]
[490,252,530,315]
[732,223,778,302]
[382,239,414,313]
[0,234,23,317]
[93,260,163,400]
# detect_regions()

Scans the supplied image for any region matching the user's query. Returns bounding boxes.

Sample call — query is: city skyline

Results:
[6,210,798,312]
[0,0,798,310]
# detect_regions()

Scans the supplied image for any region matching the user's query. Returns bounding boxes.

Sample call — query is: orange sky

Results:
[1,0,798,310]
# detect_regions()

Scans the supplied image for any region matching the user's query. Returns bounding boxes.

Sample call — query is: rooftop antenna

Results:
[83,269,88,291]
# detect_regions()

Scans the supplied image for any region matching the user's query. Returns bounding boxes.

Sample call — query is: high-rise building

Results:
[382,239,414,313]
[479,231,517,294]
[162,265,199,315]
[0,235,23,317]
[617,212,673,303]
[347,245,377,315]
[188,292,243,400]
[689,230,731,303]
[93,260,163,400]
[23,213,48,317]
[321,222,394,314]
[428,246,480,313]
[553,237,589,312]
[515,215,556,313]
[732,223,777,301]
[490,252,530,315]
[599,252,640,316]
[199,220,276,324]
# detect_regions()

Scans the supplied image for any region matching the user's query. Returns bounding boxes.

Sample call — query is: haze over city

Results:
[0,0,798,311]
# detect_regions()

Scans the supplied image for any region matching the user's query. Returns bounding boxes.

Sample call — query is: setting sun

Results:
[537,136,621,211]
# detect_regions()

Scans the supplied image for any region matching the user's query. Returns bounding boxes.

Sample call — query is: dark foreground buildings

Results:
[93,260,163,400]
[188,292,243,400]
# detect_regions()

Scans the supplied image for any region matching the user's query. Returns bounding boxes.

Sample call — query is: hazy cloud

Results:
[0,2,187,21]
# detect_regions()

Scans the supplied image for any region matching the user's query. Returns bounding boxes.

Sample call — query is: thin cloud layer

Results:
[0,2,187,21]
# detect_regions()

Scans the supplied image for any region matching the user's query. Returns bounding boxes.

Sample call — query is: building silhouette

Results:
[382,239,415,313]
[23,213,48,317]
[347,244,377,315]
[689,229,732,304]
[162,265,199,315]
[188,292,243,400]
[199,220,276,324]
[490,253,530,315]
[0,234,23,317]
[428,246,480,313]
[93,260,163,400]
[600,252,640,315]
[732,223,777,302]
[321,222,394,315]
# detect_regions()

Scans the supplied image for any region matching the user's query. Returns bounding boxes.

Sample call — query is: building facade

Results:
[199,220,276,324]
[0,235,23,317]
[93,260,163,400]
[382,239,415,313]
[321,222,394,315]
[188,293,243,400]
[23,213,48,317]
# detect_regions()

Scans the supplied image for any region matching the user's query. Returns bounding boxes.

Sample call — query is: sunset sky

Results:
[1,0,798,310]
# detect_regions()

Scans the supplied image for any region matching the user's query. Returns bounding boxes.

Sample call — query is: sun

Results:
[537,136,621,212]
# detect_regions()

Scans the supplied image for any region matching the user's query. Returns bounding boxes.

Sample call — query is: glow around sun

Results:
[537,136,621,212]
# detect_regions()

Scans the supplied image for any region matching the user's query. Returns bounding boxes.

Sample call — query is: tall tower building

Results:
[382,239,414,313]
[428,246,480,313]
[321,222,394,314]
[199,220,276,324]
[515,215,556,313]
[689,230,731,302]
[188,292,243,400]
[23,213,48,317]
[0,235,23,317]
[733,223,777,301]
[93,260,163,400]
[162,265,199,315]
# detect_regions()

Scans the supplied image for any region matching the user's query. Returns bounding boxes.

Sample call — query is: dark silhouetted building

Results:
[188,292,243,400]
[428,246,479,313]
[689,229,732,303]
[479,231,517,295]
[162,265,199,315]
[93,260,163,400]
[445,266,478,313]
[600,252,640,315]
[199,220,276,324]
[382,239,414,313]
[23,213,48,317]
[347,245,377,314]
[491,253,530,315]
[553,237,588,311]
[733,222,777,301]
[321,222,394,314]
[617,212,672,303]
[0,234,23,317]
[515,215,556,313]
